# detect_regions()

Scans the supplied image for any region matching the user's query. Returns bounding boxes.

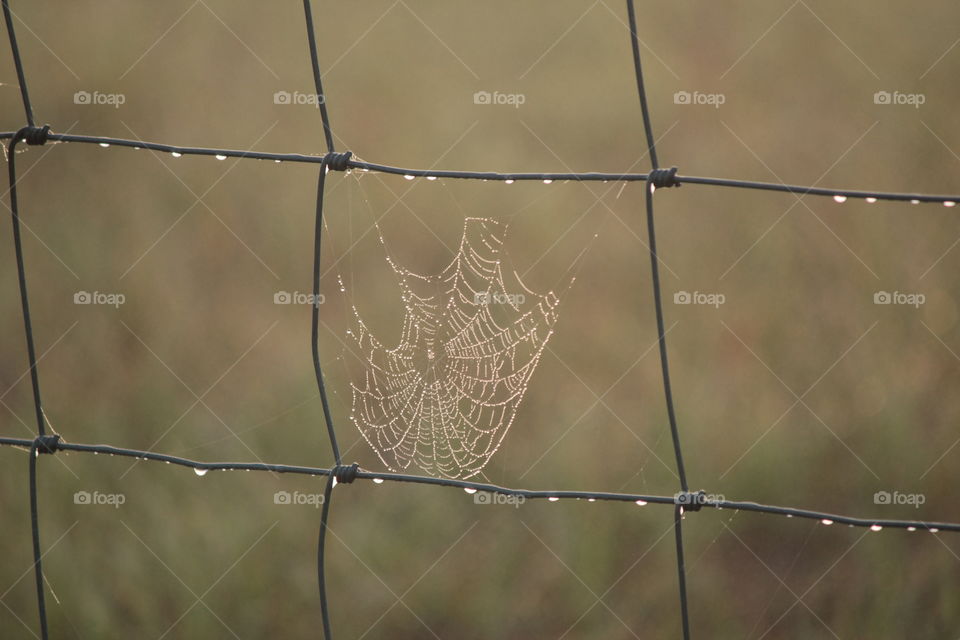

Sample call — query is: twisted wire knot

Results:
[16,124,50,146]
[34,434,61,455]
[648,166,681,189]
[331,462,360,484]
[323,151,352,172]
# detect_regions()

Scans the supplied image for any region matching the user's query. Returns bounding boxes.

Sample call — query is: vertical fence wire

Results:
[7,123,53,640]
[302,0,336,154]
[626,1,693,636]
[1,0,34,126]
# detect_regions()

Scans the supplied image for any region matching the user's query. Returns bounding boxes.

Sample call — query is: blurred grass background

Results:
[2,0,960,637]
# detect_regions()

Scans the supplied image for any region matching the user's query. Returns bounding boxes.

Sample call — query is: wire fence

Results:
[2,1,959,638]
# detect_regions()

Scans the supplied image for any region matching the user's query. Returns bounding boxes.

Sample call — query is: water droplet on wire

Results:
[194,468,208,477]
[910,199,920,205]
[426,176,437,181]
[543,179,553,184]
[866,197,877,203]
[548,496,559,502]
[215,154,227,161]
[833,195,847,203]
[99,143,109,148]
[870,524,882,532]
[171,151,182,158]
[944,201,956,207]
[464,487,477,494]
[635,499,647,506]
[404,174,415,181]
[505,179,514,185]
[373,478,384,484]
[907,526,917,532]
[821,519,834,525]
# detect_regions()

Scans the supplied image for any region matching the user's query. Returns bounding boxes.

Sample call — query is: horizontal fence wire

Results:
[3,0,960,638]
[2,436,958,533]
[2,130,959,204]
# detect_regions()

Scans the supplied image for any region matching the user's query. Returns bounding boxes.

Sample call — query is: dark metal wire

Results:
[311,161,342,467]
[27,440,48,640]
[644,173,693,637]
[638,138,687,488]
[673,504,692,640]
[317,472,337,640]
[1,0,33,126]
[6,129,47,438]
[1,436,957,533]
[302,0,336,153]
[626,1,692,635]
[2,436,958,533]
[626,0,659,171]
[306,140,350,638]
[0,131,957,204]
[8,122,54,640]
[311,156,344,640]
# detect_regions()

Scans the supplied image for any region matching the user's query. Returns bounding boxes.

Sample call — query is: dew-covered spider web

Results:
[344,217,560,479]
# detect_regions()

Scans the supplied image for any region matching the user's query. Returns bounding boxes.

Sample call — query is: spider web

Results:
[345,217,560,479]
